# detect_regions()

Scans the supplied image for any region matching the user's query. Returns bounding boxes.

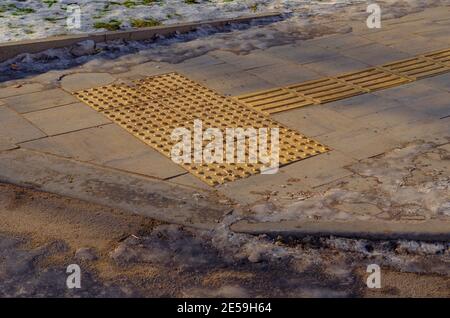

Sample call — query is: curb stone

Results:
[0,13,282,63]
[230,219,450,241]
[0,148,232,229]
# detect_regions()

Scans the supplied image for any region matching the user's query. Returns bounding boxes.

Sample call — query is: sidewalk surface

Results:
[0,6,449,239]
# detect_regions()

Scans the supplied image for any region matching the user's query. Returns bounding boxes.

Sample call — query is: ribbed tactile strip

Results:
[380,57,450,80]
[235,47,450,114]
[336,67,411,91]
[423,48,450,66]
[287,78,364,103]
[235,88,315,115]
[74,73,329,186]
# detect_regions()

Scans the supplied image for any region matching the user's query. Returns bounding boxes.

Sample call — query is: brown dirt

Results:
[0,182,448,298]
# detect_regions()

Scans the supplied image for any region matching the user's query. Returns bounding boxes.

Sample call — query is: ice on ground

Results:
[108,213,450,281]
[244,141,450,223]
[1,0,446,43]
[110,224,224,268]
[1,0,447,82]
[2,0,447,83]
[0,235,136,297]
[0,17,320,82]
[1,0,364,43]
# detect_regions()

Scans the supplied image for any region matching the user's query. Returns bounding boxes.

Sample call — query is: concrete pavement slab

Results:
[340,43,411,65]
[169,173,213,191]
[387,117,450,145]
[246,62,322,86]
[0,107,46,143]
[163,55,227,77]
[115,61,180,81]
[0,136,19,151]
[303,55,370,76]
[20,125,186,180]
[361,28,416,46]
[319,127,401,160]
[403,93,450,119]
[30,69,73,86]
[419,73,450,92]
[60,72,116,92]
[23,102,112,136]
[399,20,448,33]
[0,83,45,98]
[349,20,395,36]
[279,151,355,188]
[388,35,449,55]
[373,81,445,101]
[201,72,274,96]
[173,54,224,69]
[217,150,355,205]
[3,88,78,114]
[357,105,435,131]
[208,50,286,70]
[302,33,374,51]
[0,148,230,229]
[264,43,341,65]
[127,61,177,77]
[324,93,403,119]
[0,5,448,242]
[272,106,364,137]
[173,60,242,80]
[271,111,333,137]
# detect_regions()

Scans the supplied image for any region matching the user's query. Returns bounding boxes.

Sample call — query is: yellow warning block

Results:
[287,78,364,104]
[235,47,450,114]
[74,73,329,186]
[381,56,450,80]
[336,67,411,91]
[423,48,450,66]
[236,88,315,115]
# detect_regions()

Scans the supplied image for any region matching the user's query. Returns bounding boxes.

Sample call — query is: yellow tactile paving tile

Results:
[287,78,364,104]
[73,84,152,111]
[423,48,450,66]
[380,56,450,80]
[336,67,411,91]
[236,47,450,114]
[74,47,450,185]
[236,88,315,115]
[74,73,329,186]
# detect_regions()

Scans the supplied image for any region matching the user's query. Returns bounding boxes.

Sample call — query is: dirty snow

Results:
[0,159,449,297]
[1,0,448,83]
[245,141,450,223]
[2,0,447,43]
[2,0,363,43]
[112,220,450,281]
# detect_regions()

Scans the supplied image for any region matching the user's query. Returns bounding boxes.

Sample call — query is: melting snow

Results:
[1,0,361,42]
